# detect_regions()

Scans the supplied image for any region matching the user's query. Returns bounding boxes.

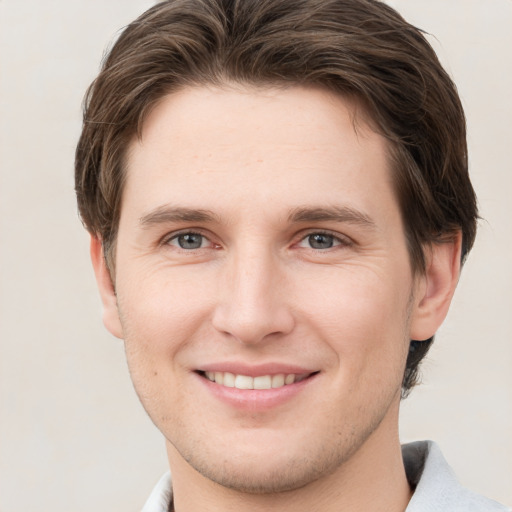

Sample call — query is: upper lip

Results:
[196,362,318,377]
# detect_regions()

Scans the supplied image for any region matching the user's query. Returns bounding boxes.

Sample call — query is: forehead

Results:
[122,85,398,226]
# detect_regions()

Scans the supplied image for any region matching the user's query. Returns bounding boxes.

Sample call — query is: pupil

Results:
[179,233,202,249]
[309,233,333,249]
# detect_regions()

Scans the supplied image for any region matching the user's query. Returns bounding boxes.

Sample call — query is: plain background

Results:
[0,1,511,510]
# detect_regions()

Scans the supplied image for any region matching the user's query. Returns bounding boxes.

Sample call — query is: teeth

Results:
[203,371,306,390]
[234,374,253,389]
[223,372,235,387]
[271,374,285,388]
[253,375,272,389]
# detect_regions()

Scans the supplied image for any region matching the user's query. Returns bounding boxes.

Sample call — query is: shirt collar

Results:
[403,440,509,511]
[141,471,172,512]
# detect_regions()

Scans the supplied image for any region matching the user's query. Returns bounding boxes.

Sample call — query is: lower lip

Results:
[195,373,318,411]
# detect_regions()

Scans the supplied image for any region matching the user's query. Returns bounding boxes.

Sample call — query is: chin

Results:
[188,453,336,494]
[171,429,360,495]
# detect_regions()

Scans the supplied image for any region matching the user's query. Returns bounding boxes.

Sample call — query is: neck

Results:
[167,404,412,512]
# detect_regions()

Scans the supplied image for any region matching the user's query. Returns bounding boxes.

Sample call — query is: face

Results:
[102,85,432,493]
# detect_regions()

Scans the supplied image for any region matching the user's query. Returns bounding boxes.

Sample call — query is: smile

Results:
[202,371,311,390]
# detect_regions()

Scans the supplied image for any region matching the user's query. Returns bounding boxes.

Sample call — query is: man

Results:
[74,0,510,510]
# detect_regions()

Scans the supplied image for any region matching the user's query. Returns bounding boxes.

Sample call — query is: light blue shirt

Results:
[402,441,509,511]
[142,441,510,512]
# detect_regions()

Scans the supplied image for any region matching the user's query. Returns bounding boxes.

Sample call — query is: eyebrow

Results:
[139,204,376,229]
[287,206,376,228]
[139,206,219,227]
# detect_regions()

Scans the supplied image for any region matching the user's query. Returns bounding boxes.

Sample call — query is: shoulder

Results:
[403,441,510,512]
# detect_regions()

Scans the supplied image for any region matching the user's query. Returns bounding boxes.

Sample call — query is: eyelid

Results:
[161,228,217,249]
[295,229,353,249]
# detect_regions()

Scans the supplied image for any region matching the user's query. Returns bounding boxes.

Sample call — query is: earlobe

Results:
[90,236,124,339]
[410,232,462,341]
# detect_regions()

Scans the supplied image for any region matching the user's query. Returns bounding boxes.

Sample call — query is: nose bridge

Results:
[212,240,294,344]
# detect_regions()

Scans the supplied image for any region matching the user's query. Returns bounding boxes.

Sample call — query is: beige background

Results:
[0,1,511,510]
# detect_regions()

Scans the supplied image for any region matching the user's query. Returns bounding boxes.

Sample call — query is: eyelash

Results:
[162,229,351,251]
[163,230,215,250]
[296,230,351,250]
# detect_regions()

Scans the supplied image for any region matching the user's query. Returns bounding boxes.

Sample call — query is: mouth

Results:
[195,366,320,410]
[198,370,317,390]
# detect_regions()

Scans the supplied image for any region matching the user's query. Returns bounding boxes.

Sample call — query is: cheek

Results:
[299,268,412,372]
[115,267,216,378]
[305,265,410,328]
[115,279,210,424]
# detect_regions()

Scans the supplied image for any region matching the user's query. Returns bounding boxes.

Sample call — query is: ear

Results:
[409,232,462,341]
[90,235,124,339]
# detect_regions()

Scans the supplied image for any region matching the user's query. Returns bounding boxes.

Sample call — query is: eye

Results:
[298,232,344,250]
[168,232,209,250]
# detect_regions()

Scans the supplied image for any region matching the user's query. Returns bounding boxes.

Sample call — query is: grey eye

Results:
[307,233,335,249]
[172,233,205,249]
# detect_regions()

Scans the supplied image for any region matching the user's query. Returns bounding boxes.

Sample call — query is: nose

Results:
[211,246,295,345]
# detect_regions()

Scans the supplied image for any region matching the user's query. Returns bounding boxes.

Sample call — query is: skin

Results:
[91,85,461,512]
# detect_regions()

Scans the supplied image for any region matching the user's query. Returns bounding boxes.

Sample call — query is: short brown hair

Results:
[75,0,478,394]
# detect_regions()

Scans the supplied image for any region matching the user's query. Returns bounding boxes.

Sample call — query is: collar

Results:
[141,472,172,512]
[403,440,509,511]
